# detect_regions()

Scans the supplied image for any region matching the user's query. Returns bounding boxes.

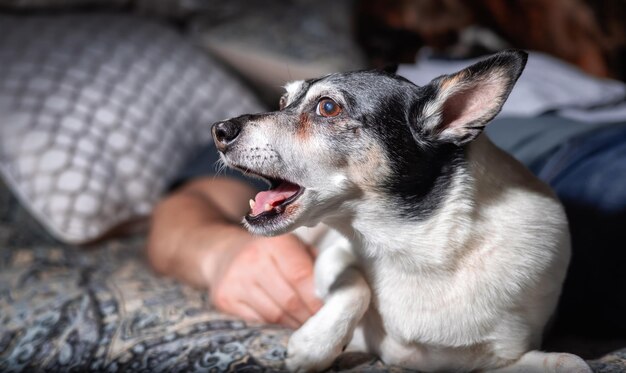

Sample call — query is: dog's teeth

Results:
[264,203,272,212]
[249,199,255,210]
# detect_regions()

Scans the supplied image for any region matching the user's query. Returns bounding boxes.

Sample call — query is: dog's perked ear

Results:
[412,50,528,146]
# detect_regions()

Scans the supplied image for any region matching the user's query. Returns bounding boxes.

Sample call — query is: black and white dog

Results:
[211,50,591,372]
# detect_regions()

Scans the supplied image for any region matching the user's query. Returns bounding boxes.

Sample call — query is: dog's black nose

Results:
[212,120,241,152]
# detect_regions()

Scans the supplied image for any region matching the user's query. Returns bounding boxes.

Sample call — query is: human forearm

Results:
[146,177,322,327]
[146,178,255,288]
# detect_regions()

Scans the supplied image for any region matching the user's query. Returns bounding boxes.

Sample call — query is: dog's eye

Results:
[316,98,342,117]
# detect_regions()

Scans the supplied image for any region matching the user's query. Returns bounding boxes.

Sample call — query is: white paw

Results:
[496,352,593,373]
[285,323,344,372]
[545,353,592,373]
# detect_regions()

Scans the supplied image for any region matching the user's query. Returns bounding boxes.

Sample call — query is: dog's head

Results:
[212,50,527,236]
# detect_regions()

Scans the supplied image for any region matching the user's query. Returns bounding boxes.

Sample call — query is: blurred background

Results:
[0,1,625,372]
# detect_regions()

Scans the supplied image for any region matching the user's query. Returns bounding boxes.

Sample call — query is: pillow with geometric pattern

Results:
[0,14,262,244]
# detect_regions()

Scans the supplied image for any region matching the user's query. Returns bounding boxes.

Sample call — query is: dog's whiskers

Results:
[212,158,229,179]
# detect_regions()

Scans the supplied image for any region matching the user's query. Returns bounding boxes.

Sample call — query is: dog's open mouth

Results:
[246,176,305,223]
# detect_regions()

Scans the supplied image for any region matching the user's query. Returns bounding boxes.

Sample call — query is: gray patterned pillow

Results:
[0,14,262,244]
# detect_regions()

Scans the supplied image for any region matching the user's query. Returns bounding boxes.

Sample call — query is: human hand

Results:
[209,234,323,329]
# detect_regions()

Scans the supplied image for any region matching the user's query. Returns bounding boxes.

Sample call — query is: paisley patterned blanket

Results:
[1,180,625,372]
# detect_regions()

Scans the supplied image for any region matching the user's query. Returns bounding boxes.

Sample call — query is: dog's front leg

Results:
[286,242,371,373]
[286,268,370,372]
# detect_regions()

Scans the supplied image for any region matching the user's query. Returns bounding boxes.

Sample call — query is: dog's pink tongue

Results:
[251,182,300,216]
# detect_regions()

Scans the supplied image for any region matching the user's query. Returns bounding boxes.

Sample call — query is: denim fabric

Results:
[534,123,626,213]
[487,115,618,167]
[530,123,626,337]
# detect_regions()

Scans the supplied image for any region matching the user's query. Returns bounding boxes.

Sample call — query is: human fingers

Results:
[228,300,264,324]
[255,253,312,324]
[266,236,324,314]
[243,283,301,329]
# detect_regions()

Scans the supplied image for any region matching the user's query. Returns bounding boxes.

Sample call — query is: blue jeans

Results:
[531,123,626,338]
[533,123,626,214]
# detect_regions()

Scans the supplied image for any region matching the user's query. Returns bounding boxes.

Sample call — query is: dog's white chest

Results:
[363,262,493,347]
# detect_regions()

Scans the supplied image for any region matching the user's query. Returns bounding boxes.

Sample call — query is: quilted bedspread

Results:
[1,180,625,372]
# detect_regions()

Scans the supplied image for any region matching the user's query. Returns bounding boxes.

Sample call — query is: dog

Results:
[211,50,592,372]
